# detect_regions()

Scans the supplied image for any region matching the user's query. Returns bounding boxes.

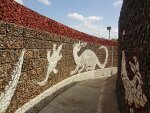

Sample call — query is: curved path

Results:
[39,75,120,113]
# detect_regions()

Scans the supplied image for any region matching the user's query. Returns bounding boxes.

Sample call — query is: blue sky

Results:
[15,0,123,39]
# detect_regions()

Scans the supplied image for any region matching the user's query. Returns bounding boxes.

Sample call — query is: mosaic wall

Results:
[117,0,150,113]
[0,1,118,113]
[0,21,118,113]
[0,0,117,45]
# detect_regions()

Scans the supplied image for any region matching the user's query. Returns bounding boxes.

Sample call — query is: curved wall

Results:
[0,0,117,46]
[117,0,150,113]
[0,0,118,113]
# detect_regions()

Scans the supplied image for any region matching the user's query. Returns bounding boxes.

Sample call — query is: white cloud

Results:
[114,0,123,7]
[67,12,103,35]
[87,16,103,21]
[14,0,24,4]
[37,0,51,5]
[67,12,103,22]
[70,24,118,39]
[68,13,84,21]
[69,24,118,39]
[67,12,118,39]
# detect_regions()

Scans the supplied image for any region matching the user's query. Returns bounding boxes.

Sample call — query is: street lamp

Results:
[107,26,111,39]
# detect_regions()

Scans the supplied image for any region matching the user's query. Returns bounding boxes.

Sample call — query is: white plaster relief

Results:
[33,44,63,86]
[15,67,117,113]
[121,51,147,110]
[0,49,25,113]
[71,42,108,75]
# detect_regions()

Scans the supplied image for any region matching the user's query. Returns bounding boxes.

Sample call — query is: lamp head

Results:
[107,26,111,31]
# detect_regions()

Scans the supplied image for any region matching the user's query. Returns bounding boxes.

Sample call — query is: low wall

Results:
[0,0,118,113]
[117,0,150,113]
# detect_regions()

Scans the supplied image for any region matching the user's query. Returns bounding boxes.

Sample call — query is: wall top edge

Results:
[0,0,118,46]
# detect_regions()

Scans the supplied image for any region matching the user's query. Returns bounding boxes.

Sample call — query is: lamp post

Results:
[107,26,111,39]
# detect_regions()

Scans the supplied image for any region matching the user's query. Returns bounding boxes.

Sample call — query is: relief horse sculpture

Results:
[0,49,25,113]
[121,51,147,113]
[71,42,108,75]
[33,44,63,86]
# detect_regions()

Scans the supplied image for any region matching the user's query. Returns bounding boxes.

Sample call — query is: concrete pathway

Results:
[39,75,120,113]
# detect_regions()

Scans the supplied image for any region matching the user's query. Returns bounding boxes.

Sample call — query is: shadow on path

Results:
[39,75,120,113]
[99,74,120,113]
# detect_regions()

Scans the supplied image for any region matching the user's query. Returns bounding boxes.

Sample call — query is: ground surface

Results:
[39,75,120,113]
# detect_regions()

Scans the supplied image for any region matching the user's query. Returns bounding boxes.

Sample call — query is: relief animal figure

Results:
[0,49,25,113]
[71,42,108,75]
[33,44,63,86]
[121,51,147,112]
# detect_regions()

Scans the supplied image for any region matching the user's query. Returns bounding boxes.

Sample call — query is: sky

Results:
[14,0,123,39]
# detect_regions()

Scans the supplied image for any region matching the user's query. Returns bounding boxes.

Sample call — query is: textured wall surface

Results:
[117,0,150,113]
[0,0,118,113]
[0,21,118,113]
[0,0,117,46]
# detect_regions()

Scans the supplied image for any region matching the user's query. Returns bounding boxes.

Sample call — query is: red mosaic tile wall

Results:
[0,0,117,46]
[0,0,118,113]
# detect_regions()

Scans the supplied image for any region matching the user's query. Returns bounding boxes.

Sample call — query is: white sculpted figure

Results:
[71,42,108,75]
[33,44,63,86]
[0,49,25,113]
[121,51,147,110]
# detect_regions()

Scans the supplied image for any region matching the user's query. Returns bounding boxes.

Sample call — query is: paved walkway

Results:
[39,75,120,113]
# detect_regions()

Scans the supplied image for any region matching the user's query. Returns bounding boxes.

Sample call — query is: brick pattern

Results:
[0,21,118,113]
[0,0,117,46]
[117,0,150,113]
